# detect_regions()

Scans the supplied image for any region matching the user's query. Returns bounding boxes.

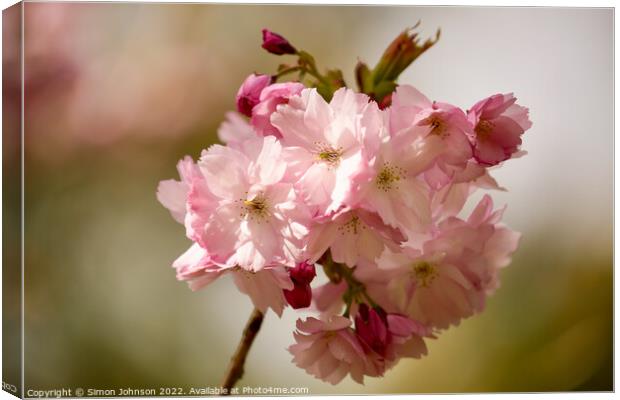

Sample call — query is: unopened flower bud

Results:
[284,281,312,309]
[354,303,390,357]
[236,73,271,117]
[290,260,316,284]
[374,26,440,83]
[261,29,297,55]
[283,261,316,309]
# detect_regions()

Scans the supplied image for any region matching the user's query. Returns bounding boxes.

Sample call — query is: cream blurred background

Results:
[4,4,612,394]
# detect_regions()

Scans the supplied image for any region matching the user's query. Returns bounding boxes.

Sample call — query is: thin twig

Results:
[220,308,265,395]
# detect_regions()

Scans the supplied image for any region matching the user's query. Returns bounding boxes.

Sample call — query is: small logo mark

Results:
[2,382,17,394]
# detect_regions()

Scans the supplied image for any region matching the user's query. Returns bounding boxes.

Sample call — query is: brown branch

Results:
[220,308,265,395]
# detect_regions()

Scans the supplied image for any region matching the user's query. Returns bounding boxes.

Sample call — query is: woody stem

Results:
[220,308,264,395]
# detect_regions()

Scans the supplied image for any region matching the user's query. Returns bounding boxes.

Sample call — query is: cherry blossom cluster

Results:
[157,28,531,385]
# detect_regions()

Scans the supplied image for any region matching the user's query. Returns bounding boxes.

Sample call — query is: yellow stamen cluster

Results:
[376,162,406,192]
[239,194,270,222]
[338,215,363,236]
[314,142,344,167]
[412,261,438,288]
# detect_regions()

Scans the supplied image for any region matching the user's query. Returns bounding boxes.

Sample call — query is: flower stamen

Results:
[412,261,438,288]
[239,194,270,222]
[475,119,494,140]
[338,215,363,235]
[376,163,405,192]
[314,142,344,167]
[426,115,448,138]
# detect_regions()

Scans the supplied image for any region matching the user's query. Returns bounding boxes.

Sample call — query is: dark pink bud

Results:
[261,29,297,55]
[283,261,316,309]
[284,281,312,309]
[236,73,271,117]
[290,260,316,284]
[354,304,390,357]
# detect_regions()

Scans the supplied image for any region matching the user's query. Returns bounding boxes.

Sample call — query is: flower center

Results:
[376,163,405,192]
[427,115,448,138]
[338,215,363,235]
[324,331,337,340]
[412,261,438,288]
[475,119,495,139]
[240,194,269,222]
[314,142,343,167]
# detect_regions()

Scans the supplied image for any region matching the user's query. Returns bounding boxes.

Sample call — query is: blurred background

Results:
[3,3,612,394]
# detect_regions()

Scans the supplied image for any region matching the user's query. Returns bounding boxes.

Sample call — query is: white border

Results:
[0,2,614,400]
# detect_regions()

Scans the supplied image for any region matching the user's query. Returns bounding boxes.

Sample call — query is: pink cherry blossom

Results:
[172,243,224,291]
[347,116,434,242]
[172,243,294,316]
[157,29,531,384]
[429,161,503,220]
[306,208,404,267]
[158,32,532,384]
[289,316,372,384]
[156,156,200,224]
[446,194,522,294]
[388,85,474,190]
[236,73,272,117]
[191,135,310,270]
[376,244,478,330]
[468,93,532,166]
[251,82,305,138]
[217,111,258,149]
[271,87,383,216]
[358,308,430,375]
[377,195,520,329]
[232,266,294,316]
[381,314,429,365]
